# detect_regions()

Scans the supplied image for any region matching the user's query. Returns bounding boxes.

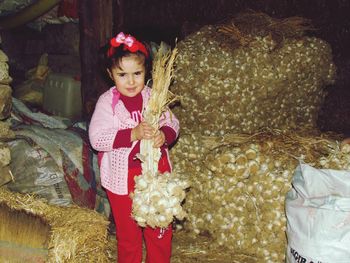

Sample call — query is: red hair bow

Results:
[107,32,148,57]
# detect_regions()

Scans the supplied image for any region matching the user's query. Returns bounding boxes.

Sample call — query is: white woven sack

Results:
[285,163,350,263]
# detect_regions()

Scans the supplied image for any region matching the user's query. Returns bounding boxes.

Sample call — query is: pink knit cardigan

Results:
[89,86,179,195]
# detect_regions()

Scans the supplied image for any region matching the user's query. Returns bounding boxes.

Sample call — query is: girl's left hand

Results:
[153,130,166,148]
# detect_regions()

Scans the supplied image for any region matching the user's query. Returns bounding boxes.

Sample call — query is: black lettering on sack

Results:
[290,247,323,263]
[290,247,307,263]
[54,183,64,199]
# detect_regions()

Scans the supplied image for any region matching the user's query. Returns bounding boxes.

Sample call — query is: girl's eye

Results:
[135,71,143,76]
[117,73,126,77]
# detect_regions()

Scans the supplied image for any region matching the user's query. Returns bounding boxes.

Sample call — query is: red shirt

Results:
[113,92,176,169]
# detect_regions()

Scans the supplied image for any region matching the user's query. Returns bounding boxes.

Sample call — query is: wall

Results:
[121,0,350,134]
[1,22,80,87]
[1,0,350,133]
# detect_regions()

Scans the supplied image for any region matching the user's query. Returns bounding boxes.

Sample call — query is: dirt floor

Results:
[108,230,258,263]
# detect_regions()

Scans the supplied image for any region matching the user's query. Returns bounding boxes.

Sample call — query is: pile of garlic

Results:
[318,142,350,169]
[131,170,190,228]
[171,130,347,262]
[172,23,336,136]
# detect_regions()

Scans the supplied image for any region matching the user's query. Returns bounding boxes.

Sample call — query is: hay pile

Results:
[171,129,348,262]
[171,230,258,263]
[108,229,258,263]
[0,188,111,262]
[172,12,336,136]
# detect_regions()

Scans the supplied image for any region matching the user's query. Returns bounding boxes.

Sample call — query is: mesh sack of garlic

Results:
[172,12,336,136]
[131,44,190,228]
[171,129,348,262]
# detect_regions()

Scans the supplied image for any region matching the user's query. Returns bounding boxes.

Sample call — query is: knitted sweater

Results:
[89,86,180,195]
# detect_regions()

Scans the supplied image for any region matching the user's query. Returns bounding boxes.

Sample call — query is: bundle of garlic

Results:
[131,43,190,228]
[171,129,346,262]
[171,12,336,136]
[132,170,189,228]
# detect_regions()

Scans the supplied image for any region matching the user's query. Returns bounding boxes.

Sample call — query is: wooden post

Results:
[115,0,125,32]
[79,0,113,120]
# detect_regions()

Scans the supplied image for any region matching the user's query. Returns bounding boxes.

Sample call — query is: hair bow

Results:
[108,32,148,57]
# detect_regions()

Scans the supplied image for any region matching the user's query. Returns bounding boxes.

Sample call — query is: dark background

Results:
[1,0,350,134]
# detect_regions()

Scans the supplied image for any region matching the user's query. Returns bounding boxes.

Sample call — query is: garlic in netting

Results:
[131,43,190,228]
[172,12,336,136]
[172,129,346,262]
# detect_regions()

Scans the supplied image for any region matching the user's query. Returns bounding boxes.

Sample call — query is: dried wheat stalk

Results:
[132,43,189,228]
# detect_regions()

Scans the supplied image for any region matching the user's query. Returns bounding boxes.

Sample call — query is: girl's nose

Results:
[128,75,135,84]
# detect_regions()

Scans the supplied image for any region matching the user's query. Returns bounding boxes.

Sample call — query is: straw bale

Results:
[172,12,336,136]
[171,129,347,262]
[0,188,111,262]
[0,202,50,261]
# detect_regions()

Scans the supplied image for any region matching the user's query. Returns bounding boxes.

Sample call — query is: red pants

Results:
[106,158,172,263]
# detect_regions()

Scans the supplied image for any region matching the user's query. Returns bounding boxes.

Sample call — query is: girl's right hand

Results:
[131,121,154,141]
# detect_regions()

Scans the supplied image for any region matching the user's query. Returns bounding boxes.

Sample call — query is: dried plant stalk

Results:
[140,43,178,174]
[132,44,189,228]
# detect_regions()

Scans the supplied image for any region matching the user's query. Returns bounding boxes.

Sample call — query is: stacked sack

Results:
[0,47,14,187]
[172,12,336,136]
[170,11,342,262]
[171,130,348,262]
[0,49,12,120]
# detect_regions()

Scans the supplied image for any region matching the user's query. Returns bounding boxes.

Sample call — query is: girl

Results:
[89,32,179,263]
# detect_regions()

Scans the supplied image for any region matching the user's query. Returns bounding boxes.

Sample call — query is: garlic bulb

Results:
[172,22,335,136]
[172,130,347,262]
[131,171,190,228]
[131,44,190,228]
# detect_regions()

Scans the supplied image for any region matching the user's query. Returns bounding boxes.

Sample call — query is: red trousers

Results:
[106,158,172,263]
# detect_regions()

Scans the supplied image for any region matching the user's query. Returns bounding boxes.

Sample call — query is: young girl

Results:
[89,32,179,263]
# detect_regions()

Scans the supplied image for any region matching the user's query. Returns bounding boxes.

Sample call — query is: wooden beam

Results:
[79,0,113,119]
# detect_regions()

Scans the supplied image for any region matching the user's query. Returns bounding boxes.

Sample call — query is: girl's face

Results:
[108,54,146,97]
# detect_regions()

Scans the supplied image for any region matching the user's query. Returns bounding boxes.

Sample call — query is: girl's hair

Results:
[106,47,151,74]
[103,33,152,80]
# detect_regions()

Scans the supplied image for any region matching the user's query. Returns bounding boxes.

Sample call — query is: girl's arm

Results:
[89,94,120,152]
[113,121,155,148]
[158,109,180,146]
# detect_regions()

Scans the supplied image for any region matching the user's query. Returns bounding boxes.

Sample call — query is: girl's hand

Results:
[153,130,166,148]
[131,121,154,141]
